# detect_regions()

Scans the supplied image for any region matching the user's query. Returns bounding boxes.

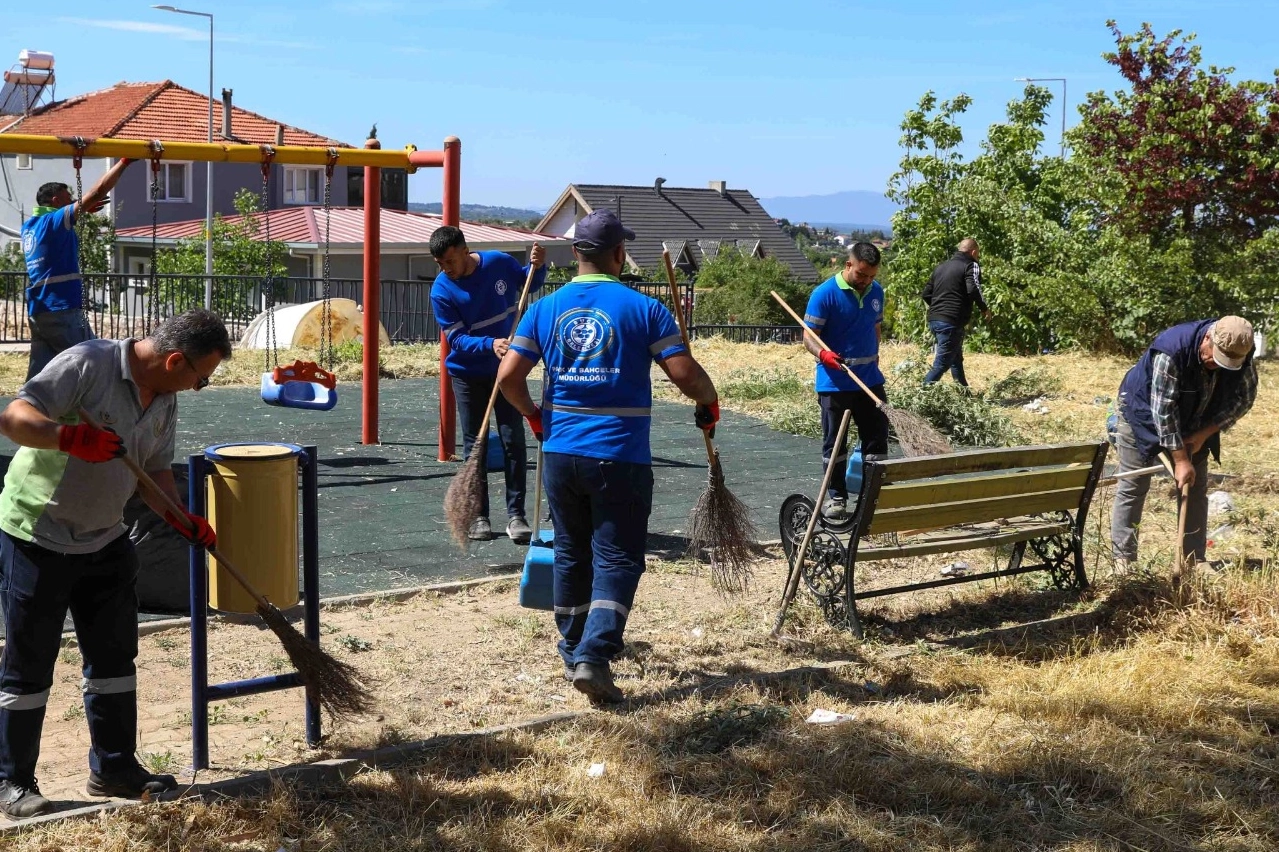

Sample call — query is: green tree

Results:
[154,188,288,320]
[692,249,809,325]
[1070,21,1279,347]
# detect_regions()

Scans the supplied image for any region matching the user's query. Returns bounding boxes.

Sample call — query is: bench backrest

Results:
[855,443,1110,537]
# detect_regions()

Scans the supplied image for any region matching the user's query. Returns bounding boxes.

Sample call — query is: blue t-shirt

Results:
[21,206,82,316]
[510,274,686,465]
[803,274,885,393]
[430,250,547,378]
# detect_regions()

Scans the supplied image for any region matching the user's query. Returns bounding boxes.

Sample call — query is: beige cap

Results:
[1211,315,1254,370]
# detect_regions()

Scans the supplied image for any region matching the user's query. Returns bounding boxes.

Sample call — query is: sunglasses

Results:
[180,352,211,390]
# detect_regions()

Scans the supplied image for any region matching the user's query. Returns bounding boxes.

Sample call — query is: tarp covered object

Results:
[240,298,391,349]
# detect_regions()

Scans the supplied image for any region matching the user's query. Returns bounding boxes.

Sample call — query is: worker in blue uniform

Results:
[430,227,546,543]
[497,209,719,704]
[802,241,889,520]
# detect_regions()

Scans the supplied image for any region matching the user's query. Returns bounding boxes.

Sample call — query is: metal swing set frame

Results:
[0,131,465,450]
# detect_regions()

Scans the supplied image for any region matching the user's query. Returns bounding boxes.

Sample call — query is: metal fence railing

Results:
[0,272,800,346]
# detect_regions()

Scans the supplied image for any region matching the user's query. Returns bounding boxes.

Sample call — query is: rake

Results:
[444,263,540,549]
[80,410,374,719]
[770,291,952,457]
[663,250,759,594]
[772,409,852,636]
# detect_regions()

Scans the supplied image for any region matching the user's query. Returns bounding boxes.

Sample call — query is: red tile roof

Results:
[116,207,564,249]
[0,81,347,146]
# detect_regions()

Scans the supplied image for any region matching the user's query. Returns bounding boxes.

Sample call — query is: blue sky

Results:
[6,0,1277,209]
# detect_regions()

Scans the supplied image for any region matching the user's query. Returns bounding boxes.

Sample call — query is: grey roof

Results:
[564,184,818,281]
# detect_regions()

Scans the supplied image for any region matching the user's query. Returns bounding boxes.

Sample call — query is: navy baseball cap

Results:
[572,209,635,252]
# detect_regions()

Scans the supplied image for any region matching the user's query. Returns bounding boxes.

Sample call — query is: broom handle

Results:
[78,408,273,612]
[661,250,717,464]
[769,290,886,411]
[531,442,544,540]
[772,408,852,636]
[478,262,541,439]
[1156,452,1193,583]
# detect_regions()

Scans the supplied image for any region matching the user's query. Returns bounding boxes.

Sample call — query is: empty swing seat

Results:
[261,361,338,412]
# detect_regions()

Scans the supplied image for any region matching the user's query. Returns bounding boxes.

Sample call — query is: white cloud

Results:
[58,18,207,41]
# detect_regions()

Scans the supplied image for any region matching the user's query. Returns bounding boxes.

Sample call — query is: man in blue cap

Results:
[497,209,720,704]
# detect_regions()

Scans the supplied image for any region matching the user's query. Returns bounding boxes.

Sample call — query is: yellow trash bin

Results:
[204,443,302,614]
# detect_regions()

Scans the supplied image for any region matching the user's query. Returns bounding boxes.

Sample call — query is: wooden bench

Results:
[778,442,1111,637]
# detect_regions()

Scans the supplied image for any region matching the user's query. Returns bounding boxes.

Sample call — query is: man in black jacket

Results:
[921,238,988,386]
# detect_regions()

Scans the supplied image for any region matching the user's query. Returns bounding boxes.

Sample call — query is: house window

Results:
[149,162,190,202]
[16,153,33,170]
[284,166,324,205]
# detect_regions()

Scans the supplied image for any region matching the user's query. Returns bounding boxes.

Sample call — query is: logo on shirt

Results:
[495,279,508,296]
[22,231,34,254]
[871,298,881,312]
[554,308,615,361]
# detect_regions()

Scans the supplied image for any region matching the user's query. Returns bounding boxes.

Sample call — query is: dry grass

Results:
[2,340,1277,849]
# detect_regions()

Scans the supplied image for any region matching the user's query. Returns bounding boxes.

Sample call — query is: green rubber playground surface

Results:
[0,379,824,604]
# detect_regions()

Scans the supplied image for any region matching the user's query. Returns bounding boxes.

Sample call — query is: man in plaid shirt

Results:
[1111,316,1258,567]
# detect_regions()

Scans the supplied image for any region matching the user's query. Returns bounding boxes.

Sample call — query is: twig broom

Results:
[444,264,539,549]
[80,410,373,719]
[663,251,759,594]
[769,291,953,457]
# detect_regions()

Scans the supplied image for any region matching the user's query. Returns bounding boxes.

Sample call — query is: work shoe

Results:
[468,517,492,541]
[0,779,51,819]
[563,662,576,681]
[573,662,624,705]
[85,763,177,799]
[821,497,848,521]
[507,516,532,545]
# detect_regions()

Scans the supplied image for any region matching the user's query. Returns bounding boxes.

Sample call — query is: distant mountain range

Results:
[758,190,898,232]
[408,202,544,223]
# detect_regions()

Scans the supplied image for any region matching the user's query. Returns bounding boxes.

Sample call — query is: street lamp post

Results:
[1014,77,1067,158]
[153,5,214,310]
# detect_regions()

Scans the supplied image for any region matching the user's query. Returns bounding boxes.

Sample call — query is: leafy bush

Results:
[986,365,1063,405]
[888,359,1023,447]
[693,250,814,325]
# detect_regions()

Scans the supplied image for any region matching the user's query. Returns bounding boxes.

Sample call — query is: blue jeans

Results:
[924,320,968,386]
[27,308,95,380]
[543,452,652,668]
[451,373,527,520]
[0,531,141,786]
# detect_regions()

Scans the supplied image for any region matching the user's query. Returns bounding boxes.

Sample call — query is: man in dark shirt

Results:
[921,238,989,386]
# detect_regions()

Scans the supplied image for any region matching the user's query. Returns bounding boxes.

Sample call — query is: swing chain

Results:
[147,141,164,336]
[259,146,278,370]
[69,137,88,325]
[320,149,338,373]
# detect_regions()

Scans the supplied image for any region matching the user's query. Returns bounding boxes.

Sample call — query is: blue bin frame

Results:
[187,443,322,771]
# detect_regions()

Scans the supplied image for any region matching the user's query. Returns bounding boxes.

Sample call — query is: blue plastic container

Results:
[520,536,554,610]
[483,430,504,470]
[843,445,865,511]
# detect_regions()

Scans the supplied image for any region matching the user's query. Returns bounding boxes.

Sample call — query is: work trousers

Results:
[924,319,968,386]
[0,531,140,786]
[1110,413,1210,562]
[819,387,889,501]
[27,308,94,381]
[451,373,527,520]
[543,452,652,669]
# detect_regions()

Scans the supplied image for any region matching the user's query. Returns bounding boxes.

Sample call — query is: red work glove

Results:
[524,406,544,442]
[818,350,845,371]
[694,402,720,439]
[165,509,216,549]
[58,423,124,463]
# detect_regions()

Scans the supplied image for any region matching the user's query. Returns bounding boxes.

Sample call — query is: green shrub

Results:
[693,250,814,325]
[888,359,1023,447]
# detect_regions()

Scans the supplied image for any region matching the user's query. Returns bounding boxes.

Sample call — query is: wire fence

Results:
[0,272,798,346]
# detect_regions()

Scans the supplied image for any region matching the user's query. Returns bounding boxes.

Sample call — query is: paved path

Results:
[0,378,823,606]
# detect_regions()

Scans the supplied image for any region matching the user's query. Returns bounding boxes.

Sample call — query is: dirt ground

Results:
[15,528,1162,818]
